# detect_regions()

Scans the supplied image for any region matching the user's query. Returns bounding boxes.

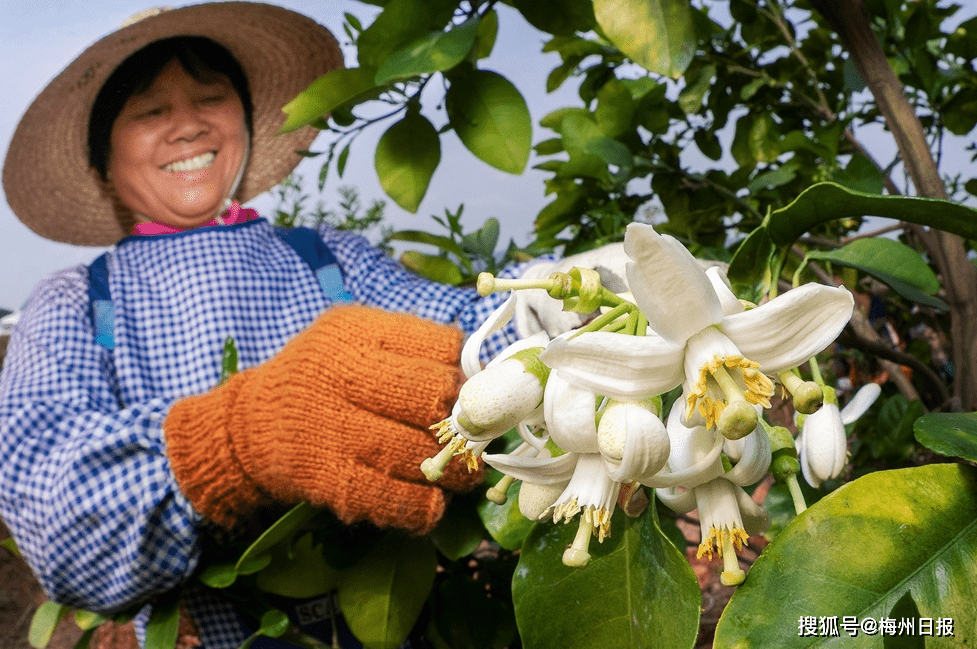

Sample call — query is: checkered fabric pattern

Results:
[0,218,537,649]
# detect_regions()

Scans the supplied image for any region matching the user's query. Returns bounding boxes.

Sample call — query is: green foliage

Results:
[715,464,977,648]
[914,411,977,462]
[513,508,701,649]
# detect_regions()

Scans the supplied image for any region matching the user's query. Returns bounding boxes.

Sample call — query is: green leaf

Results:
[219,336,238,385]
[914,411,977,462]
[805,238,947,310]
[727,226,778,303]
[461,217,500,259]
[714,464,977,649]
[883,592,924,649]
[475,9,499,59]
[199,561,240,588]
[512,510,701,649]
[375,112,441,212]
[446,69,532,174]
[398,251,464,285]
[386,229,471,267]
[594,0,695,78]
[595,78,637,139]
[255,532,342,598]
[768,182,977,245]
[257,609,291,638]
[236,501,320,571]
[2,536,20,556]
[356,0,455,69]
[512,0,596,36]
[73,610,110,632]
[29,601,70,648]
[144,596,180,649]
[429,494,488,562]
[477,474,536,551]
[280,67,380,134]
[375,17,480,84]
[338,534,438,649]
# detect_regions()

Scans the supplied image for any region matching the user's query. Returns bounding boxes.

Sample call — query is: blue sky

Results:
[0,0,581,310]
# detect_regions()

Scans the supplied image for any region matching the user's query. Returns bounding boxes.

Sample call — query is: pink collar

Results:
[132,202,259,236]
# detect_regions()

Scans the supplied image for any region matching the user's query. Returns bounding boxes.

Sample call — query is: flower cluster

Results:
[422,223,859,582]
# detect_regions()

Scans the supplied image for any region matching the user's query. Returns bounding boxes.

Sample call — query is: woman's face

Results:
[109,59,248,229]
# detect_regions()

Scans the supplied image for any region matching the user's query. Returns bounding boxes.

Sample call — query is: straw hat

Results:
[3,2,343,246]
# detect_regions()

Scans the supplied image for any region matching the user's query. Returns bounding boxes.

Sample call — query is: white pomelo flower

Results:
[541,223,854,440]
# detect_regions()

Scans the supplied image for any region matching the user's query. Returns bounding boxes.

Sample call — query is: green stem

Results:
[808,355,824,385]
[786,473,808,515]
[569,302,634,338]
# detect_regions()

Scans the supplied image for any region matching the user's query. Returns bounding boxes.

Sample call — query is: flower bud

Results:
[453,348,549,442]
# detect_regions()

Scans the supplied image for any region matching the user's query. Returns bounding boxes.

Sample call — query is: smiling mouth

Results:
[163,152,216,173]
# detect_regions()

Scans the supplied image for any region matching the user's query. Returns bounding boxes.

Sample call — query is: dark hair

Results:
[87,36,254,180]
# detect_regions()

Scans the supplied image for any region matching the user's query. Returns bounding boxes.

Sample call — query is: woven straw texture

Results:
[3,2,342,246]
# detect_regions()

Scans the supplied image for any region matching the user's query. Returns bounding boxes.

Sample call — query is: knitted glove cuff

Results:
[165,376,269,528]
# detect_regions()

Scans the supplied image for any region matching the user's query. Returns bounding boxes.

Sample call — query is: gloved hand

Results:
[165,305,479,535]
[513,242,630,338]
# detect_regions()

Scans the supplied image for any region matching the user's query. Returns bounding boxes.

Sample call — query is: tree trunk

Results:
[807,0,977,411]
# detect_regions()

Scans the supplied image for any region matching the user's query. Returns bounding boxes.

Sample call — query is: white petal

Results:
[733,485,771,537]
[519,480,569,520]
[552,454,620,514]
[463,293,517,377]
[719,283,854,372]
[641,406,725,489]
[840,382,882,425]
[800,402,846,486]
[455,358,544,441]
[623,223,724,345]
[656,486,697,514]
[705,266,744,315]
[543,373,600,454]
[601,401,671,483]
[540,331,686,400]
[483,451,578,485]
[723,425,771,486]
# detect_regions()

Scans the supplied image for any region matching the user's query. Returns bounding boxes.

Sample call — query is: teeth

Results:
[163,152,215,173]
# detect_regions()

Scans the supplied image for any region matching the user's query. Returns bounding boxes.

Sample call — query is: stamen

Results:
[720,532,747,586]
[778,369,823,414]
[486,475,517,505]
[420,435,466,481]
[563,509,595,567]
[476,272,568,297]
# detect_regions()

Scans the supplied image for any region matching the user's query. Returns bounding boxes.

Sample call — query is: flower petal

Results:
[733,484,771,537]
[483,451,578,485]
[463,293,517,377]
[540,331,685,400]
[602,402,670,483]
[839,382,882,425]
[623,223,724,345]
[719,283,854,372]
[723,424,771,486]
[543,372,600,454]
[656,486,696,514]
[705,266,744,315]
[799,402,846,487]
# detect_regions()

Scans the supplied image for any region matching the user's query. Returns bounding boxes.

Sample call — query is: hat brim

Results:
[3,2,343,246]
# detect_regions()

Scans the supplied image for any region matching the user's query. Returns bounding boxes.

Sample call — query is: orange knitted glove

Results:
[165,305,481,535]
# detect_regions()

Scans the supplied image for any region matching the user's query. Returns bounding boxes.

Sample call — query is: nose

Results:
[167,99,209,143]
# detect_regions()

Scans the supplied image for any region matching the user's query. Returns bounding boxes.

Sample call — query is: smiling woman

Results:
[88,36,253,231]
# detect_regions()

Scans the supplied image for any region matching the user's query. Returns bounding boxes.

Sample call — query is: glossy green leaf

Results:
[595,78,636,139]
[805,238,947,310]
[255,532,342,598]
[727,225,778,303]
[280,67,380,134]
[475,10,499,59]
[257,609,291,638]
[375,17,480,84]
[446,69,532,174]
[512,0,596,36]
[29,601,70,648]
[399,251,464,285]
[477,473,536,551]
[375,112,441,212]
[513,510,701,649]
[356,0,455,69]
[914,411,977,462]
[338,534,438,649]
[768,182,977,245]
[199,561,240,588]
[429,494,487,562]
[236,501,320,570]
[714,464,977,649]
[144,596,180,649]
[594,0,695,78]
[883,592,924,649]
